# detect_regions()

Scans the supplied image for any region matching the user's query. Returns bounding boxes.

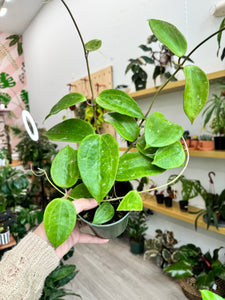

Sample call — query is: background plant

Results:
[144,229,180,268]
[128,210,148,242]
[164,243,225,291]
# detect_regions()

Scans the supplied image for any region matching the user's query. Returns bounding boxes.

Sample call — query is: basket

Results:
[179,277,225,300]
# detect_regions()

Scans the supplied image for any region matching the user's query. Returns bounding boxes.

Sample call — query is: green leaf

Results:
[49,265,76,282]
[85,39,102,51]
[136,136,157,158]
[96,89,145,119]
[46,119,95,143]
[45,93,86,120]
[117,190,143,211]
[116,151,165,181]
[145,112,183,147]
[148,19,187,57]
[183,65,209,124]
[92,202,114,225]
[50,146,79,188]
[70,183,92,199]
[103,112,140,142]
[201,290,225,300]
[78,134,119,204]
[44,198,76,249]
[152,141,185,169]
[164,260,193,278]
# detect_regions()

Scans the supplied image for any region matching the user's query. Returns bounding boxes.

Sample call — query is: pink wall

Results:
[0,31,29,152]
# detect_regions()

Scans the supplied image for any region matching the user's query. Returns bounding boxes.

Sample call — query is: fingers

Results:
[73,198,98,214]
[78,232,109,244]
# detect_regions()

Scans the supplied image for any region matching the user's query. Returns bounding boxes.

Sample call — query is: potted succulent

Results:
[198,134,214,151]
[0,210,16,245]
[164,243,225,299]
[202,87,225,150]
[144,229,180,268]
[127,210,148,254]
[125,58,148,91]
[189,135,199,150]
[35,0,225,249]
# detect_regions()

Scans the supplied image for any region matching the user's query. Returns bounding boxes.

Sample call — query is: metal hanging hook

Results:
[208,171,216,184]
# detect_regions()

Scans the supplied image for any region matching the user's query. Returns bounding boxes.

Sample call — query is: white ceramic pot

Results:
[0,228,10,245]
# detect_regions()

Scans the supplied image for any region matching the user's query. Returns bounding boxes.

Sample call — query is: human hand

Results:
[34,198,109,259]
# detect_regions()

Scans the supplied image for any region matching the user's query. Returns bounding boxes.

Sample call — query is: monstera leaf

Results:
[0,72,16,88]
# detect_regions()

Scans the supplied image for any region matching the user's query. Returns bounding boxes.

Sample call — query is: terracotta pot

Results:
[197,140,214,151]
[189,139,199,150]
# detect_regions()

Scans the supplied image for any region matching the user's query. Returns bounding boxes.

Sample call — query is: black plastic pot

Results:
[156,194,164,204]
[134,80,146,91]
[164,196,172,207]
[179,200,189,212]
[130,239,144,255]
[214,136,225,150]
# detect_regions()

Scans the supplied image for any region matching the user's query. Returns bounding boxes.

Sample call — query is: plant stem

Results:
[60,0,100,134]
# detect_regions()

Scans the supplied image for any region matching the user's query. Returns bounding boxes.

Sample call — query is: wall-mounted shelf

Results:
[119,147,225,159]
[129,70,225,100]
[141,193,225,235]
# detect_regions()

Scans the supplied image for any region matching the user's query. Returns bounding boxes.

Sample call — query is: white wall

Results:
[23,0,225,256]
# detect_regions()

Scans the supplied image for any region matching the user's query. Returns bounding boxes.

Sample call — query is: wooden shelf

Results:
[119,147,225,159]
[129,70,225,100]
[141,193,225,235]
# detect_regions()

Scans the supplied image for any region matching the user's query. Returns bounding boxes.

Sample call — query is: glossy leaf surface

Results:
[46,119,95,143]
[51,146,79,188]
[44,198,76,248]
[136,136,157,158]
[92,202,114,225]
[103,112,140,142]
[149,19,187,57]
[117,190,143,211]
[116,152,165,181]
[145,112,183,147]
[96,89,145,119]
[164,260,193,278]
[152,141,185,169]
[45,93,86,120]
[78,134,119,204]
[183,65,209,124]
[85,39,102,51]
[70,183,92,199]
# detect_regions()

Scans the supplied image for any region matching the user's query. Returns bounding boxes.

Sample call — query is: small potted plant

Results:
[202,88,225,150]
[198,134,214,151]
[189,135,199,150]
[127,210,148,254]
[167,175,202,212]
[0,210,16,245]
[164,243,225,299]
[144,229,180,268]
[35,1,219,250]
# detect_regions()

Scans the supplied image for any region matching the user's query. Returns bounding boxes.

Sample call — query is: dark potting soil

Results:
[79,199,127,224]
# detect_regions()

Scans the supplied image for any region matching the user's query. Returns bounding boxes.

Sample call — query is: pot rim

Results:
[78,211,131,228]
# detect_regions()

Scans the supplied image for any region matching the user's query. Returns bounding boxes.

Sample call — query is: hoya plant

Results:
[39,0,225,249]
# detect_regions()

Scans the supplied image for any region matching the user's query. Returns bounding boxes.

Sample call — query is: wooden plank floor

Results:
[65,229,186,300]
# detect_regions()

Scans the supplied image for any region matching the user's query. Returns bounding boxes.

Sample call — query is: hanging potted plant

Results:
[34,0,225,250]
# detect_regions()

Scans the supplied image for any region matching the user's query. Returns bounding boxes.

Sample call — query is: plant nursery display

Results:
[144,229,179,268]
[37,0,225,249]
[164,243,225,298]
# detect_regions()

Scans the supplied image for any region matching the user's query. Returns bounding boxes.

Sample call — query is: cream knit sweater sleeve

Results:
[0,232,60,300]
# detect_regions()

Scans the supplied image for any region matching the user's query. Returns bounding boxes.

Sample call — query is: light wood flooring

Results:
[65,229,186,300]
